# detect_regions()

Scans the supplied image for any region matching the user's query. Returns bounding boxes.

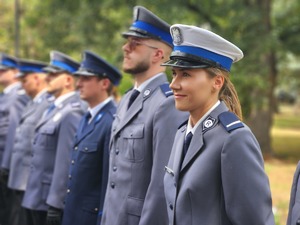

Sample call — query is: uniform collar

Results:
[88,96,112,120]
[134,72,164,92]
[186,100,220,136]
[33,89,48,102]
[53,91,76,107]
[3,82,20,94]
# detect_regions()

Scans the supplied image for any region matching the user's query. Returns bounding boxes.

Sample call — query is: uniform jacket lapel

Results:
[75,101,114,144]
[180,102,229,172]
[172,126,186,183]
[36,94,77,130]
[20,101,35,122]
[114,74,168,135]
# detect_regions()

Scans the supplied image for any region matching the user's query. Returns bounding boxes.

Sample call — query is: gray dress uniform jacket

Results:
[287,161,300,225]
[164,101,275,225]
[8,92,52,191]
[22,93,86,211]
[0,83,29,167]
[101,73,188,225]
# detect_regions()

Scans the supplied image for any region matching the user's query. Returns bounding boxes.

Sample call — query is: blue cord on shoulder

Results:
[219,111,244,133]
[160,83,173,97]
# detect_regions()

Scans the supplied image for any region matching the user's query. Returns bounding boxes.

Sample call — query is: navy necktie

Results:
[127,89,140,109]
[45,103,55,116]
[82,112,92,132]
[183,132,193,156]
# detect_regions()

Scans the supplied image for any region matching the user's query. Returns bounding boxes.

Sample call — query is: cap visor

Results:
[73,69,96,76]
[122,30,151,39]
[0,65,9,71]
[43,66,63,73]
[161,59,211,69]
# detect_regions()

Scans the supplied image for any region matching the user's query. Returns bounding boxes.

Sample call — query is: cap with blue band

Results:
[16,59,48,78]
[74,50,122,86]
[43,51,80,74]
[162,24,243,71]
[0,53,18,70]
[122,6,173,47]
[50,60,77,73]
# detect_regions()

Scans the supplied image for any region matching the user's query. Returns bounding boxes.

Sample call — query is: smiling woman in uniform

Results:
[162,24,275,225]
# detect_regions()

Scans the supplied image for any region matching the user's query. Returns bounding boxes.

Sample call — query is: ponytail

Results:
[206,68,243,120]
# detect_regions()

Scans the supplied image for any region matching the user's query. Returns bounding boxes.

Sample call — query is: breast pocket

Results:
[78,143,99,168]
[36,125,56,149]
[122,124,144,162]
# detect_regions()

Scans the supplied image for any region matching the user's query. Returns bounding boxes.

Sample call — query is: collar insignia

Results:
[202,116,216,132]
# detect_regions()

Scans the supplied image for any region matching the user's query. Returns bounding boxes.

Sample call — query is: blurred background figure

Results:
[21,51,86,225]
[62,50,122,225]
[8,58,53,225]
[0,53,29,225]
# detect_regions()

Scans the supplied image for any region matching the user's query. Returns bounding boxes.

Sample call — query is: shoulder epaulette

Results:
[160,83,173,97]
[71,102,81,108]
[219,111,244,133]
[17,89,26,95]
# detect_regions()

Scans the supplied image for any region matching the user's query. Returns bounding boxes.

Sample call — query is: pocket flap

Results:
[123,124,144,139]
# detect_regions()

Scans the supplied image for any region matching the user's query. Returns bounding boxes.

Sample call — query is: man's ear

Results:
[152,49,164,63]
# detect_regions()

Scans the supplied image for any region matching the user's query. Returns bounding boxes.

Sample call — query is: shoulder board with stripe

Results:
[160,83,173,97]
[71,102,81,108]
[219,111,244,133]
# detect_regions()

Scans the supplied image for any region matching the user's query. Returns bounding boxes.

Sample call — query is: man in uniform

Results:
[101,6,188,225]
[62,51,122,225]
[22,51,86,225]
[0,53,29,225]
[8,59,52,225]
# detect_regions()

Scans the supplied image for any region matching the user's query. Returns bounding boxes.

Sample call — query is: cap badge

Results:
[133,7,139,21]
[171,27,183,45]
[202,116,216,132]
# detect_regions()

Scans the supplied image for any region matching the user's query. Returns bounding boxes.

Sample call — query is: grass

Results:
[266,104,300,225]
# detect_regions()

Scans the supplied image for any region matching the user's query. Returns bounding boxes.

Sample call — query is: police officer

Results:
[287,162,300,225]
[8,59,53,225]
[62,51,122,225]
[22,51,86,225]
[0,53,29,225]
[162,24,275,225]
[101,6,188,225]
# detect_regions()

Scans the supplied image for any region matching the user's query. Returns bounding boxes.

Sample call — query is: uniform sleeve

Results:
[46,109,82,209]
[1,95,28,169]
[139,96,188,225]
[221,128,275,225]
[286,161,300,225]
[97,119,112,223]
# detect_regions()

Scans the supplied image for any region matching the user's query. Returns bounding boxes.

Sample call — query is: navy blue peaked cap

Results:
[74,51,122,86]
[0,53,18,70]
[122,6,173,47]
[16,59,48,78]
[43,51,80,74]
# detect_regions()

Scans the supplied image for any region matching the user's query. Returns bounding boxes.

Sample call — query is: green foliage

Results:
[0,0,299,122]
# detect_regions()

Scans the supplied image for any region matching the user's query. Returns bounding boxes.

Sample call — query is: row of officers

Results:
[1,5,300,225]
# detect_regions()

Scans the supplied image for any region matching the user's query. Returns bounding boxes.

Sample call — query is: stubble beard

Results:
[123,60,150,76]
